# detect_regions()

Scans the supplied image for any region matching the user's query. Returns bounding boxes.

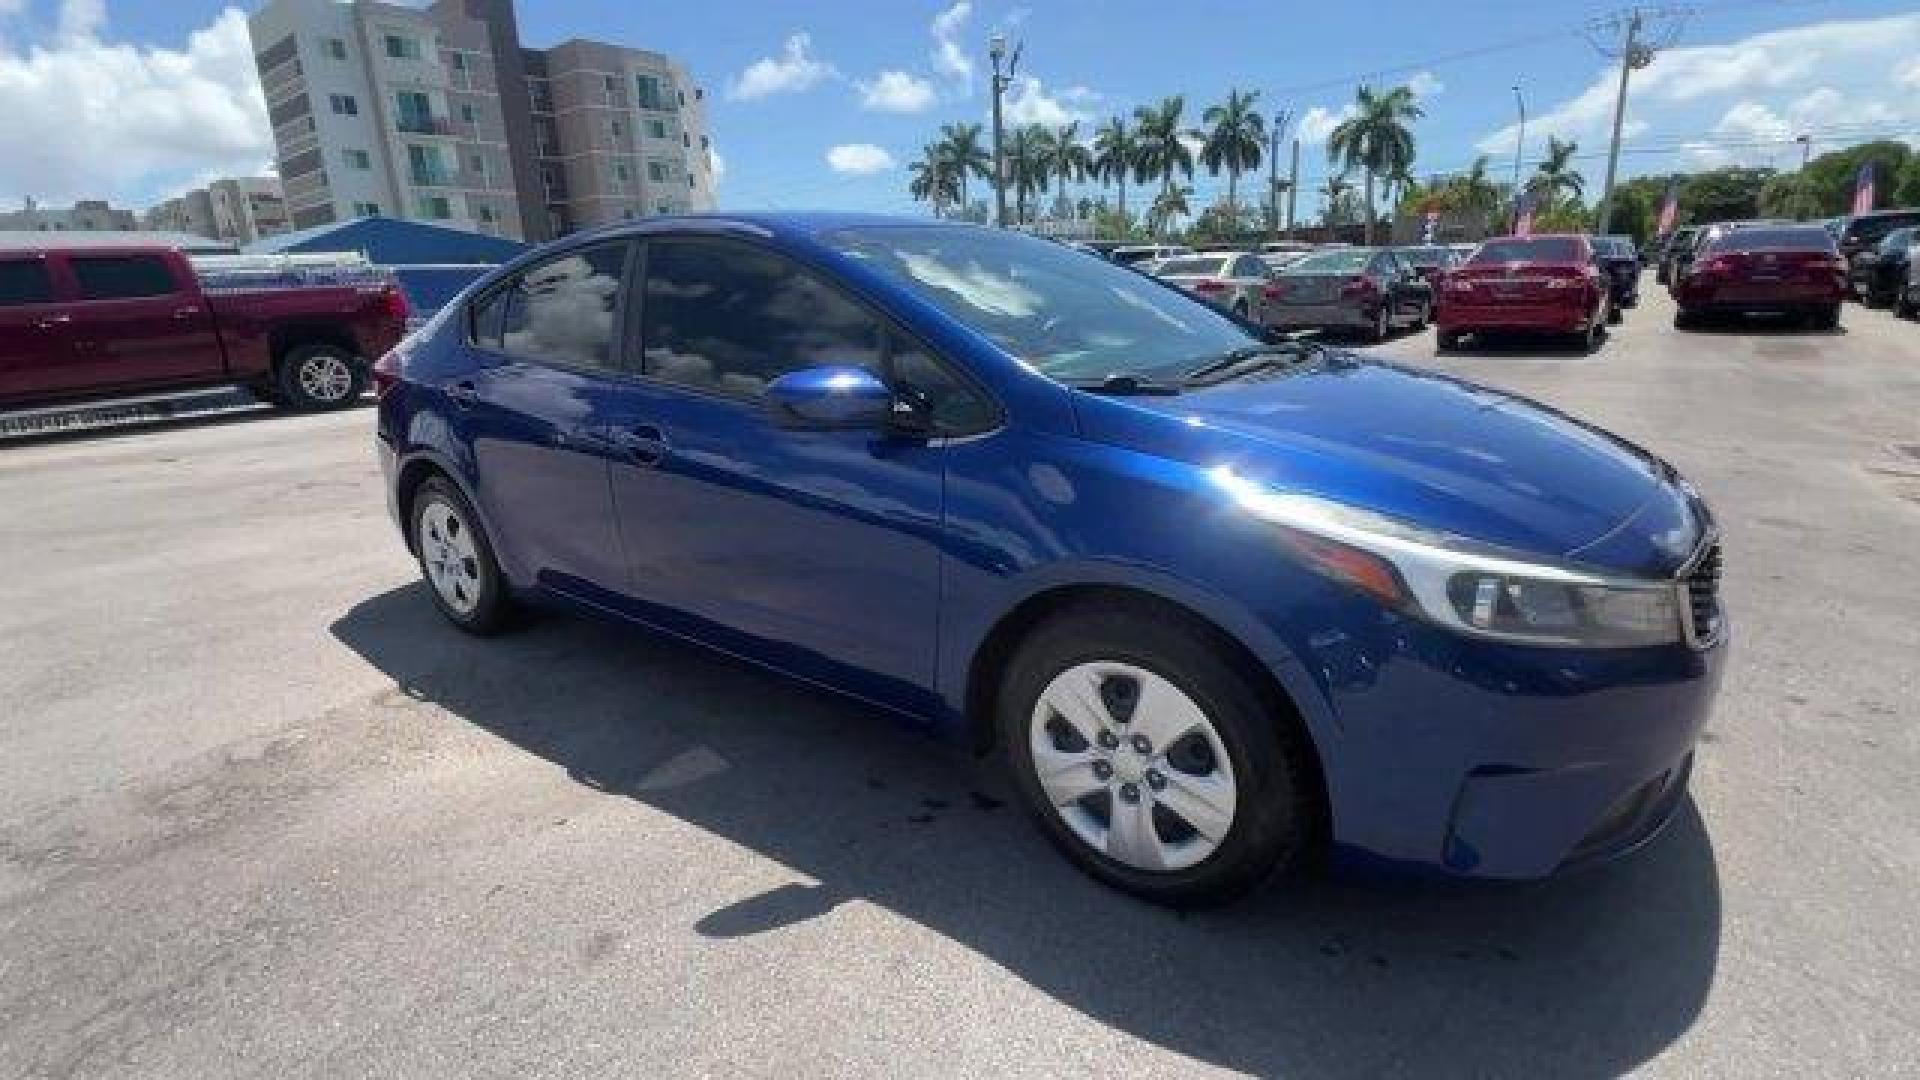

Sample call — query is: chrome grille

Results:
[1679,540,1724,648]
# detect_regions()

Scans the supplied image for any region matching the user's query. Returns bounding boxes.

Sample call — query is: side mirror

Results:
[765,365,894,431]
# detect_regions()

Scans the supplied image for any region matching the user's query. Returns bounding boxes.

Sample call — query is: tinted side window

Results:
[1232,255,1264,277]
[889,333,997,434]
[640,239,883,397]
[0,260,54,306]
[484,243,628,370]
[71,255,176,300]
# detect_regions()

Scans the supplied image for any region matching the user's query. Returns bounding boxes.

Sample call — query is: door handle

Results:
[445,379,479,408]
[34,314,71,330]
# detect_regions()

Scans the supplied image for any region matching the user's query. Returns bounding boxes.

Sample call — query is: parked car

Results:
[1590,234,1641,320]
[1831,208,1920,265]
[1846,226,1916,306]
[1152,252,1276,319]
[1257,251,1312,274]
[1670,224,1845,330]
[1434,234,1611,351]
[1657,226,1701,286]
[1899,237,1920,318]
[377,214,1725,905]
[0,241,409,413]
[1110,244,1192,267]
[1259,241,1316,257]
[1263,247,1431,340]
[1395,245,1461,285]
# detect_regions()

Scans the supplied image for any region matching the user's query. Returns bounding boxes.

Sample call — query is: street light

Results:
[989,33,1012,228]
[1510,85,1527,233]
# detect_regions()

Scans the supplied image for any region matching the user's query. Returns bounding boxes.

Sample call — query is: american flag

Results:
[1852,162,1876,216]
[1656,181,1680,236]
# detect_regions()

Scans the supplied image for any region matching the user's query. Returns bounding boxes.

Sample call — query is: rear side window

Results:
[71,255,176,300]
[0,260,53,306]
[472,242,629,370]
[1851,213,1920,245]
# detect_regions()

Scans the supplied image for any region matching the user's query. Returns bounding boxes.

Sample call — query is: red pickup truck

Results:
[0,243,409,413]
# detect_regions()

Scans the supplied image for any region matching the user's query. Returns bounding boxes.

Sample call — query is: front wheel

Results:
[277,343,366,411]
[1811,303,1842,332]
[1435,327,1461,352]
[1001,604,1320,907]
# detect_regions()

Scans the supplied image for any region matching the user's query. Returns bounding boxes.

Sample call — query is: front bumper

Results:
[1293,603,1726,881]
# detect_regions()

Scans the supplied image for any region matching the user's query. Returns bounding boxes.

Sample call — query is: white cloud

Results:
[1298,104,1353,144]
[1477,12,1920,171]
[826,143,895,175]
[857,69,935,113]
[931,2,972,93]
[1407,70,1444,98]
[726,32,836,101]
[1004,76,1093,127]
[0,6,271,209]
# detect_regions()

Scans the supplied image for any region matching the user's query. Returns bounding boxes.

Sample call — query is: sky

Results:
[1,0,1917,217]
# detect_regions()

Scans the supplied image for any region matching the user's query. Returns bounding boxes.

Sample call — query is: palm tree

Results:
[1200,88,1265,224]
[1006,124,1051,225]
[907,141,960,218]
[1326,83,1424,244]
[1132,96,1194,201]
[937,122,990,216]
[1148,184,1191,237]
[1047,121,1094,218]
[1443,155,1503,230]
[1092,116,1140,221]
[1529,136,1584,210]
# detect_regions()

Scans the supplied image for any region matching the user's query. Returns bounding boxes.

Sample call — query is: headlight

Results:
[1212,469,1684,648]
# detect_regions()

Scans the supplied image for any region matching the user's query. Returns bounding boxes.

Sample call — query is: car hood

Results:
[1076,355,1702,576]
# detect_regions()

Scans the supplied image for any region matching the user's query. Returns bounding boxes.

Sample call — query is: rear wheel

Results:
[1811,303,1842,332]
[1578,318,1604,353]
[1673,307,1698,330]
[411,476,517,635]
[1894,290,1916,319]
[277,343,366,411]
[1001,603,1320,907]
[1435,328,1461,352]
[1367,305,1390,342]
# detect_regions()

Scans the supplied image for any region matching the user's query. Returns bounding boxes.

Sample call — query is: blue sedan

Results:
[374,215,1725,905]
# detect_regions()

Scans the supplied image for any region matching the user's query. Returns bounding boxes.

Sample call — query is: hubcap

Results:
[419,499,482,615]
[1028,662,1239,873]
[298,352,354,402]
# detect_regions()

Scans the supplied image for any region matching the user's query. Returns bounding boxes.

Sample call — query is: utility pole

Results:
[1266,108,1290,239]
[1509,85,1526,233]
[1590,5,1684,234]
[988,34,1020,229]
[1286,138,1300,239]
[1795,134,1813,220]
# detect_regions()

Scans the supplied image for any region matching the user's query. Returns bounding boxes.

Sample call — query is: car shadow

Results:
[1672,313,1846,337]
[1435,332,1601,358]
[331,584,1721,1078]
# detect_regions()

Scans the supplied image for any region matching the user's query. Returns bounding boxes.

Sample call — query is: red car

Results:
[1434,234,1610,352]
[1,242,409,414]
[1671,225,1846,330]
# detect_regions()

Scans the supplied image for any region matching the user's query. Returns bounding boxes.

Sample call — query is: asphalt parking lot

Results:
[3,285,1917,1079]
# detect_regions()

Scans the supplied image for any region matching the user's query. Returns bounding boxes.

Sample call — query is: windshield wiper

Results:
[1183,340,1326,385]
[1071,373,1184,396]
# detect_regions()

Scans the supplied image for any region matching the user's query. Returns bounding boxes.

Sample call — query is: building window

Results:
[384,34,421,60]
[610,118,623,138]
[460,103,477,124]
[656,201,672,215]
[477,204,496,224]
[343,148,371,170]
[329,94,358,116]
[647,160,668,183]
[645,118,666,140]
[395,90,435,133]
[353,202,381,217]
[635,74,666,110]
[415,195,452,220]
[470,153,485,172]
[408,144,450,186]
[323,38,347,60]
[615,162,631,184]
[449,52,467,70]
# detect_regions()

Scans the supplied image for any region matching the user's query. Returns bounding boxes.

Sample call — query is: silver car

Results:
[1152,251,1274,319]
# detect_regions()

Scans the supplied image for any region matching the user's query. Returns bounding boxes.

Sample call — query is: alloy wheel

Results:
[297,351,355,403]
[1028,661,1238,872]
[419,499,482,615]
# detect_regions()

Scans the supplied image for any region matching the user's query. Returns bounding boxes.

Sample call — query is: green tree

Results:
[1199,88,1265,223]
[1091,116,1140,223]
[1133,96,1195,202]
[1799,140,1912,217]
[1681,167,1773,224]
[1044,121,1094,218]
[1441,156,1505,235]
[1147,183,1192,237]
[1897,157,1920,208]
[936,123,990,213]
[907,141,960,217]
[1326,83,1423,244]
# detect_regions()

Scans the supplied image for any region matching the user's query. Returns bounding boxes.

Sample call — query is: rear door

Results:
[0,256,74,406]
[59,252,224,393]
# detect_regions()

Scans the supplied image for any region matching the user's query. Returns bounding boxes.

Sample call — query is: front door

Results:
[0,256,74,406]
[60,252,224,394]
[458,240,636,597]
[604,236,965,706]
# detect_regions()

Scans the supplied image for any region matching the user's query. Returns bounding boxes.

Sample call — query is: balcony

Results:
[395,114,453,137]
[409,167,457,188]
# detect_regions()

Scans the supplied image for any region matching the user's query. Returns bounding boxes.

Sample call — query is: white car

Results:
[1110,244,1192,268]
[1152,251,1275,319]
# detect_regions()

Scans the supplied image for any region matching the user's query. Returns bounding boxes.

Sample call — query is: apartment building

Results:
[142,178,290,244]
[248,0,715,244]
[0,198,139,232]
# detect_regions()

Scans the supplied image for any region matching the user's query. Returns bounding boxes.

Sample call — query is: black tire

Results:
[1435,328,1460,352]
[1367,305,1390,342]
[1607,301,1624,325]
[1673,307,1698,331]
[277,343,367,411]
[1577,318,1604,353]
[999,600,1321,907]
[410,476,518,635]
[1411,300,1430,331]
[1896,292,1917,319]
[1812,303,1841,332]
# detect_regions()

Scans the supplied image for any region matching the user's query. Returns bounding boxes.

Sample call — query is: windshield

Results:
[1400,247,1446,267]
[826,225,1260,383]
[1472,237,1583,263]
[1158,256,1232,276]
[1286,250,1373,274]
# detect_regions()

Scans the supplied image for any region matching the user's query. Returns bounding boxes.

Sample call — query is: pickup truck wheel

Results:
[278,344,366,411]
